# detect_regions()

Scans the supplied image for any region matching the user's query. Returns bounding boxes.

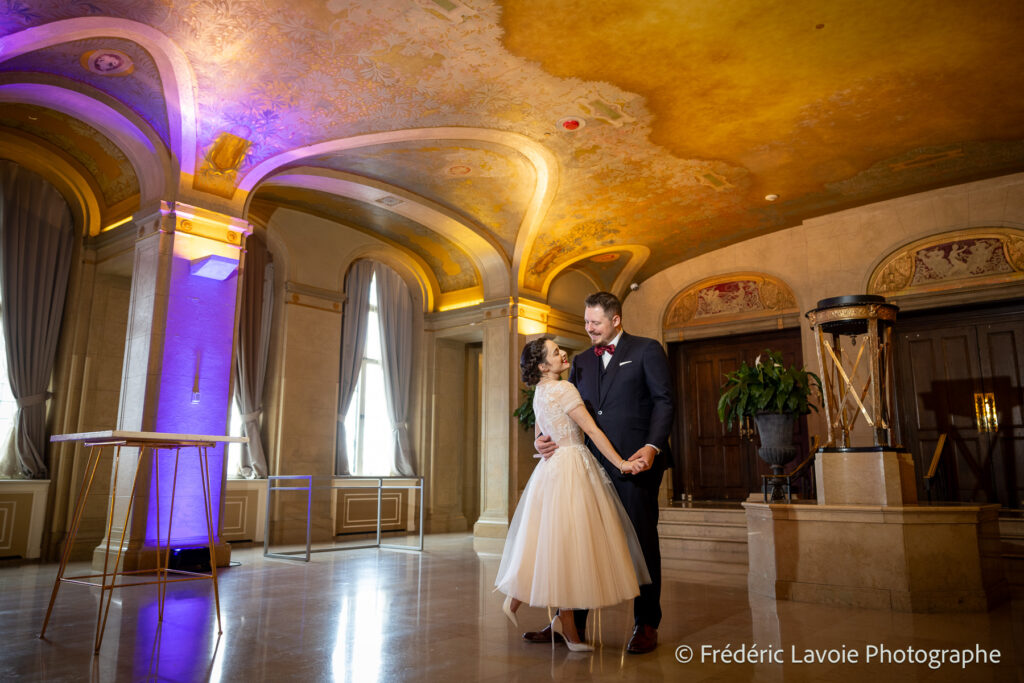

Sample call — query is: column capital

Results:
[132,200,251,247]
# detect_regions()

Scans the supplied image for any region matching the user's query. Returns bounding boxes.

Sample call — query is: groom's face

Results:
[584,305,621,347]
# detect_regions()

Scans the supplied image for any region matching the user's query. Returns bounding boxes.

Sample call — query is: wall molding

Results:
[0,479,50,559]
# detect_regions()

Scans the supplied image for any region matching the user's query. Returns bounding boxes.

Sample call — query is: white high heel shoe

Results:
[502,594,518,628]
[550,614,593,652]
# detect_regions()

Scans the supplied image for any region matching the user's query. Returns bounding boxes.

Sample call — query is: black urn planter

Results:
[753,412,798,501]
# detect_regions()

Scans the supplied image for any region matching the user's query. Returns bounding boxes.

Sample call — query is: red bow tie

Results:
[594,344,615,357]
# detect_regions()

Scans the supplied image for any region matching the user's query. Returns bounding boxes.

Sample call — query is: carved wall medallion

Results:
[1006,236,1024,272]
[80,49,134,76]
[664,273,798,331]
[194,132,252,199]
[868,228,1024,297]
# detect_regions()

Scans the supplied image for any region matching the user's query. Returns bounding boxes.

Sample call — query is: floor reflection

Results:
[2,534,1023,681]
[133,589,221,681]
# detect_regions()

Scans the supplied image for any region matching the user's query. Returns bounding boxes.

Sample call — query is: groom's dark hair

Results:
[584,291,621,319]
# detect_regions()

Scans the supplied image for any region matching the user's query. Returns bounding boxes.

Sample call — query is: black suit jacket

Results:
[568,331,675,479]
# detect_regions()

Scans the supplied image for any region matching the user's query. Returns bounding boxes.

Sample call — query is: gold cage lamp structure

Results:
[806,294,900,449]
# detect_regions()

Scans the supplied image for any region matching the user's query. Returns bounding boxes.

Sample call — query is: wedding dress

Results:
[494,379,650,609]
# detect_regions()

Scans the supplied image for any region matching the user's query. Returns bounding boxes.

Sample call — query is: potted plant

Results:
[717,349,821,498]
[513,386,536,430]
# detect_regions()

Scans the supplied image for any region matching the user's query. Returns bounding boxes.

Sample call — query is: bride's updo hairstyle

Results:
[520,336,552,386]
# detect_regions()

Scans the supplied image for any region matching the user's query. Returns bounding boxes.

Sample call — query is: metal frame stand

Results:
[39,431,244,653]
[264,475,425,561]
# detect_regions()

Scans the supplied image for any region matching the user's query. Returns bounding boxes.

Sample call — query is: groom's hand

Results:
[535,434,557,459]
[627,445,657,472]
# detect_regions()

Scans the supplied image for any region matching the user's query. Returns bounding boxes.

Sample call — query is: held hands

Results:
[626,445,657,473]
[618,459,643,475]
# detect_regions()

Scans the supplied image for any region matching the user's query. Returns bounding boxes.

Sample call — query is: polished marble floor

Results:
[2,533,1023,682]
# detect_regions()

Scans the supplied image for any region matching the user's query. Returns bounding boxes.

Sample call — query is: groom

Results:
[525,291,674,654]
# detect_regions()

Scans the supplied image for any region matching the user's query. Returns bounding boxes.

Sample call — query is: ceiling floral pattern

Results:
[2,0,1024,301]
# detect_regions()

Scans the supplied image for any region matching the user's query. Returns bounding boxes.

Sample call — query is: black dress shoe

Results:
[626,624,657,654]
[523,624,564,643]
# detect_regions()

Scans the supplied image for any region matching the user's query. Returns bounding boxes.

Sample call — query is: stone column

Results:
[94,201,249,570]
[472,300,549,539]
[473,310,515,539]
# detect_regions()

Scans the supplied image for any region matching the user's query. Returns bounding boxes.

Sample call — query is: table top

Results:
[50,430,248,446]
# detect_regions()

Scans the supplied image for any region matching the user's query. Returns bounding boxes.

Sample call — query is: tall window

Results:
[0,296,19,477]
[343,273,394,476]
[225,391,244,478]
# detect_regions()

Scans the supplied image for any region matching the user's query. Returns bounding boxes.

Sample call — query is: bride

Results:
[494,336,651,651]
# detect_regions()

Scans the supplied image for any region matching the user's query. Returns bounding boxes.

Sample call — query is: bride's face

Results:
[540,339,569,375]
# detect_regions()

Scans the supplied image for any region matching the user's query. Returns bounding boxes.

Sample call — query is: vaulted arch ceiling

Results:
[2,1,1023,306]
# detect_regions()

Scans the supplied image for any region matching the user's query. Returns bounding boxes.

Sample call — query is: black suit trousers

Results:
[573,464,664,633]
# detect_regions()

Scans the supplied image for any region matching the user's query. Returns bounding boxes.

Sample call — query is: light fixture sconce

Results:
[190,254,238,280]
[192,350,202,404]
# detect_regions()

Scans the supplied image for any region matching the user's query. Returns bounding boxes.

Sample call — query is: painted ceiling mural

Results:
[305,140,535,257]
[0,36,170,146]
[563,251,632,293]
[251,185,478,293]
[0,102,138,206]
[2,0,1024,302]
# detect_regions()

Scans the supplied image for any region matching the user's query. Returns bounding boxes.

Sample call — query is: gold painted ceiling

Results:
[2,0,1024,306]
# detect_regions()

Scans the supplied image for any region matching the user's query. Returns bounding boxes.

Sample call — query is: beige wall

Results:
[625,172,1024,444]
[627,172,1024,345]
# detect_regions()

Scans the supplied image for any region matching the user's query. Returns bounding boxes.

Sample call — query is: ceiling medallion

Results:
[376,195,404,207]
[590,253,620,263]
[558,117,585,132]
[80,49,135,76]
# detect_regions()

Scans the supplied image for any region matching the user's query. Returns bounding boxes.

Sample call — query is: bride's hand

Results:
[619,460,640,475]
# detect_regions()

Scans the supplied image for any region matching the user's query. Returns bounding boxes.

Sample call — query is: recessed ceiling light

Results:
[765,194,779,202]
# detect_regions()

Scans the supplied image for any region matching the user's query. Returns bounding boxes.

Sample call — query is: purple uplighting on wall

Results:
[146,241,238,546]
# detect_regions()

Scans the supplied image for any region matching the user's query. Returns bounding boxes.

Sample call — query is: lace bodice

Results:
[533,380,586,447]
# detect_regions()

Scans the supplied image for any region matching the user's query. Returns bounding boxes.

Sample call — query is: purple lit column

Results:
[94,202,249,571]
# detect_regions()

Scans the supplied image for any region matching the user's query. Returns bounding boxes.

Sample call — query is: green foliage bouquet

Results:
[717,349,821,429]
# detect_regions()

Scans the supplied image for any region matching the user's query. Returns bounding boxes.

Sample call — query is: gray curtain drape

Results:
[335,260,374,475]
[234,235,274,478]
[0,161,75,479]
[374,263,415,476]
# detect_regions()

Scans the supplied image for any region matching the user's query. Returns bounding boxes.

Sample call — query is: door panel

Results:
[670,328,809,501]
[894,301,1024,508]
[977,320,1024,507]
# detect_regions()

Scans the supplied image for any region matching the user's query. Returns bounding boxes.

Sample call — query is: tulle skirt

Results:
[494,444,651,609]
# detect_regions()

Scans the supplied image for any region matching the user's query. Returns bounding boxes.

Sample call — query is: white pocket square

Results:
[617,360,633,366]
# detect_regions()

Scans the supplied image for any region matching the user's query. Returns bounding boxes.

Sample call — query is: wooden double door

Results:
[669,329,810,501]
[894,302,1024,507]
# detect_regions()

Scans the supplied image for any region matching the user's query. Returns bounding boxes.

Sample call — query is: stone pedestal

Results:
[815,448,917,505]
[744,501,1008,612]
[746,447,1007,612]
